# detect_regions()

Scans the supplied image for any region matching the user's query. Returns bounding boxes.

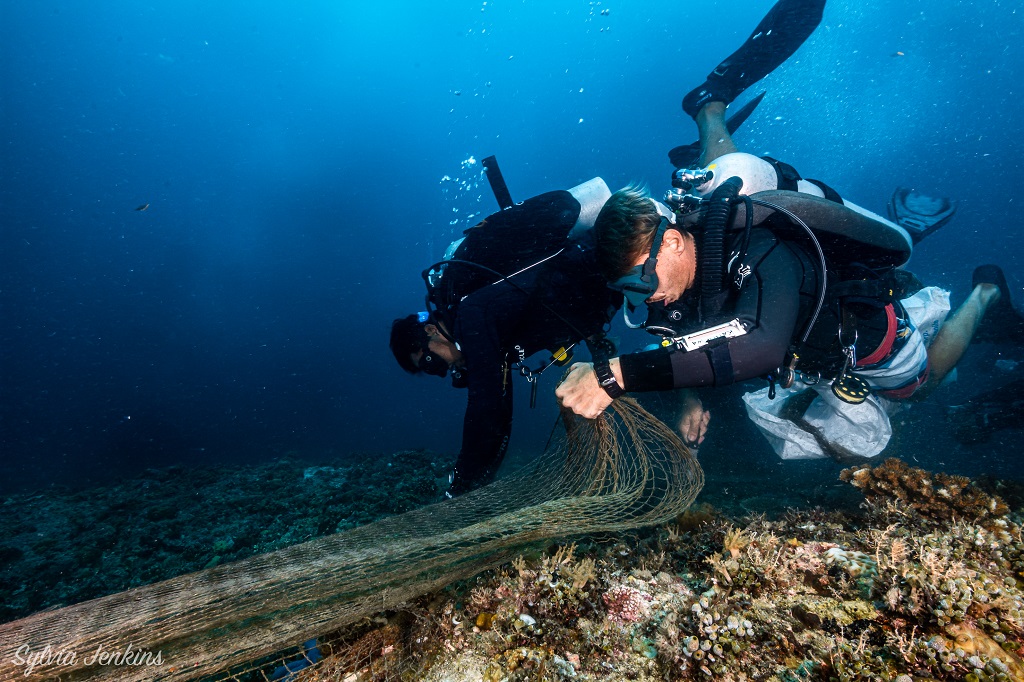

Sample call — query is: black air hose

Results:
[701,176,743,311]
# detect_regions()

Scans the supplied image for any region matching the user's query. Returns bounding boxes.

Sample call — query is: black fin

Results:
[668,91,766,168]
[888,187,957,244]
[949,378,1024,444]
[682,0,826,118]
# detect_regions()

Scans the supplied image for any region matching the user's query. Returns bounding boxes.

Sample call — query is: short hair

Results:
[390,315,425,374]
[595,183,665,281]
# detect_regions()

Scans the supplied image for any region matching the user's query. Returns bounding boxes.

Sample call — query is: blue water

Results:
[2,0,1023,493]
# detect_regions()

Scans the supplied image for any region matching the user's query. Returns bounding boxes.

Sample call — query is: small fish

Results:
[135,203,150,211]
[891,51,905,57]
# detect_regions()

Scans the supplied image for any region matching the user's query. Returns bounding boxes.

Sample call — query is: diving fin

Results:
[888,187,957,244]
[971,264,1024,344]
[682,0,826,118]
[668,91,766,168]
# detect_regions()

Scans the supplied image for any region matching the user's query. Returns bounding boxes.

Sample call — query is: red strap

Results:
[879,363,930,400]
[857,304,898,367]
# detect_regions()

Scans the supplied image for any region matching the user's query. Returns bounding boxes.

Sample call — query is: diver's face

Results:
[635,228,696,306]
[410,324,464,377]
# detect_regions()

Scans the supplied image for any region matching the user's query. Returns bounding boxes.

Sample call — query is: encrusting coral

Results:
[840,457,1011,526]
[293,461,1024,682]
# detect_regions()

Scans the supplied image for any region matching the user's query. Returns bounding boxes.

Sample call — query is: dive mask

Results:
[608,202,676,308]
[610,256,660,309]
[420,352,468,388]
[419,348,467,387]
[415,320,451,378]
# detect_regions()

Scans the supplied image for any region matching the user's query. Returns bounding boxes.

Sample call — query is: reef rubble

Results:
[0,450,450,622]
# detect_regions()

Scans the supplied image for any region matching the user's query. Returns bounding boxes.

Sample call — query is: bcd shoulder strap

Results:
[761,156,801,192]
[803,178,844,204]
[830,278,896,307]
[760,158,845,205]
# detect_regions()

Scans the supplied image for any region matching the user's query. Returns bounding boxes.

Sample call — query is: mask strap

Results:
[623,204,675,327]
[642,216,670,282]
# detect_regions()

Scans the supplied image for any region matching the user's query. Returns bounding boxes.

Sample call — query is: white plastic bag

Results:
[741,286,951,461]
[741,385,894,460]
[902,286,951,347]
[741,386,828,460]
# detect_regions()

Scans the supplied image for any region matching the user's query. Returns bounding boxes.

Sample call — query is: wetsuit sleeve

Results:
[451,284,525,484]
[619,237,806,390]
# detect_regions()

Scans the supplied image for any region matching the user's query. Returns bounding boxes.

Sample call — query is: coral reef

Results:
[841,458,1011,526]
[5,453,1023,681]
[294,463,1024,682]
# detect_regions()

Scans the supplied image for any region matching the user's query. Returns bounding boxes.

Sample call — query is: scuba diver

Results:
[391,171,621,497]
[556,0,1024,463]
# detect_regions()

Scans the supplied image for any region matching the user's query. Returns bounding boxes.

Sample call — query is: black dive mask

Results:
[609,215,669,333]
[415,320,451,378]
[610,264,659,309]
[607,216,669,309]
[419,352,469,389]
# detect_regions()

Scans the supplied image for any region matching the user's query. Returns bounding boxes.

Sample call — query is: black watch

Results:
[594,358,625,399]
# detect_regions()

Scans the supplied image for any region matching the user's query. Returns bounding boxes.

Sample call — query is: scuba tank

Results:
[424,175,612,319]
[674,152,843,199]
[668,153,913,268]
[567,177,612,238]
[675,152,778,196]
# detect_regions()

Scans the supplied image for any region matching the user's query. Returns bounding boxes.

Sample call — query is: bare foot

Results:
[975,282,1002,308]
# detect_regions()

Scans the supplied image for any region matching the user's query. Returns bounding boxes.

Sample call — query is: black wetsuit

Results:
[618,226,891,391]
[450,229,620,490]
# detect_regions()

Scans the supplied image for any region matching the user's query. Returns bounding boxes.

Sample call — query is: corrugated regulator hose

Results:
[701,176,744,308]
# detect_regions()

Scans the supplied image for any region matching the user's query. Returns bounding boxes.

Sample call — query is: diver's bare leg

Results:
[697,102,739,166]
[914,284,1001,399]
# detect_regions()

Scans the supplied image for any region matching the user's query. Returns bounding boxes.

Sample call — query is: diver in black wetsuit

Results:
[556,0,1024,462]
[557,182,1020,462]
[391,191,621,497]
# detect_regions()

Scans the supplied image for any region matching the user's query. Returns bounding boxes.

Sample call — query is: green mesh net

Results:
[0,397,702,681]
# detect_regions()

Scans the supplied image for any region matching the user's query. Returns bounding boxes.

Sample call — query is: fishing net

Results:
[0,397,703,681]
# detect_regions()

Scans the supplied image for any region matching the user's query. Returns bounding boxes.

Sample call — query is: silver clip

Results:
[842,334,858,368]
